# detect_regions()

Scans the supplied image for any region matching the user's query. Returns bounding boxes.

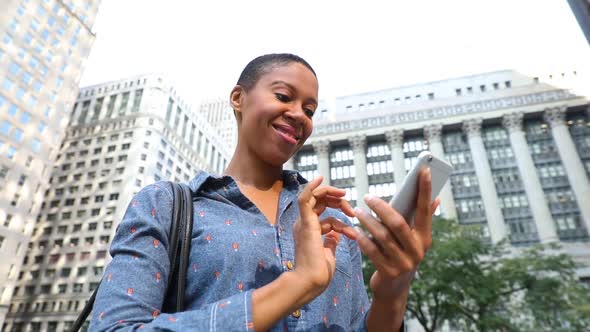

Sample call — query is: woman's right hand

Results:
[292,176,357,302]
[251,177,357,331]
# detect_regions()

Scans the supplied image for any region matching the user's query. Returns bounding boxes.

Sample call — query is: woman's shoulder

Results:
[134,181,175,200]
[135,170,213,199]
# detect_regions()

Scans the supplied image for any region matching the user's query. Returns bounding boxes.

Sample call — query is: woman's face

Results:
[232,62,319,167]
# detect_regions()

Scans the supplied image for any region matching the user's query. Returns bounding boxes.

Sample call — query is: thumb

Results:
[323,231,341,256]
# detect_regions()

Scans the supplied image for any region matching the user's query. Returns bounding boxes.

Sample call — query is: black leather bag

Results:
[69,182,194,331]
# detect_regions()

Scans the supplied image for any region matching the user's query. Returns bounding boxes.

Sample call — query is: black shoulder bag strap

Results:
[69,182,194,331]
[165,182,194,311]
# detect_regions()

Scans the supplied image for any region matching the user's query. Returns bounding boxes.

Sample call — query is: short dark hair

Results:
[236,53,317,91]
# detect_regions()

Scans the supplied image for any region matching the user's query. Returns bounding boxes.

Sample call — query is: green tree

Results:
[362,218,590,331]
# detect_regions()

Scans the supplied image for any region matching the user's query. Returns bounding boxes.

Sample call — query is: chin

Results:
[267,151,292,168]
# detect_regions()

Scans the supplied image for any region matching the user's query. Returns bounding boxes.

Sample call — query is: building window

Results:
[17,174,26,186]
[40,284,51,294]
[93,266,104,276]
[68,238,78,247]
[25,286,35,295]
[1,121,11,135]
[89,282,100,292]
[60,268,71,277]
[73,283,83,293]
[132,89,143,112]
[58,284,67,294]
[2,34,12,45]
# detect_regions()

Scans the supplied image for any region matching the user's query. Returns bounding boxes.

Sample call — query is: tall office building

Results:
[288,69,590,278]
[568,0,590,45]
[4,74,231,332]
[0,0,100,327]
[198,98,237,151]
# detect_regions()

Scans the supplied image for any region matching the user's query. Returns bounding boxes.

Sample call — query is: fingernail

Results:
[354,207,364,215]
[364,193,377,203]
[354,226,364,234]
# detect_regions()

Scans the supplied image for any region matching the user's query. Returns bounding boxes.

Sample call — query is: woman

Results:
[89,53,438,331]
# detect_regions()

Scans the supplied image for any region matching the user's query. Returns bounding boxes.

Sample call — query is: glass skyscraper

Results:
[0,0,101,327]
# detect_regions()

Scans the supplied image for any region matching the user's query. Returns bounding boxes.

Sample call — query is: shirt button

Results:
[286,261,294,270]
[291,309,301,318]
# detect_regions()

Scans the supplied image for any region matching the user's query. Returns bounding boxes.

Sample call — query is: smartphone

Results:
[389,151,454,225]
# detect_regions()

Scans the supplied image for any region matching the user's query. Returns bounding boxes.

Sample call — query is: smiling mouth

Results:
[272,124,301,142]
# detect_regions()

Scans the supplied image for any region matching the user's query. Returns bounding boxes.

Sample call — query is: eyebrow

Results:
[271,80,318,106]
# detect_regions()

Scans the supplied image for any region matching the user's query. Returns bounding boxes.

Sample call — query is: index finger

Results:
[298,176,323,218]
[312,185,346,199]
[300,176,323,200]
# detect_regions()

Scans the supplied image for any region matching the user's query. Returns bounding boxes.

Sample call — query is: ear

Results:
[230,85,244,116]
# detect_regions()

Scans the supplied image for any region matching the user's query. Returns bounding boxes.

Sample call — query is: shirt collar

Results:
[188,169,308,197]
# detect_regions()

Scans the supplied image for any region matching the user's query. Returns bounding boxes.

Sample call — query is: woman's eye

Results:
[304,109,315,118]
[275,93,290,102]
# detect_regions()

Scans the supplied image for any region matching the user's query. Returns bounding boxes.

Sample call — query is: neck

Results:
[224,142,284,190]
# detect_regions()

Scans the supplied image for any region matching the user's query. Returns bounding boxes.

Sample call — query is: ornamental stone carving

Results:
[312,90,574,136]
[423,124,443,142]
[385,129,404,146]
[543,106,567,128]
[312,140,330,155]
[462,118,483,137]
[502,112,523,133]
[348,135,367,152]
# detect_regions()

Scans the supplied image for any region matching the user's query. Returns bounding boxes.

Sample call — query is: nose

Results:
[284,102,308,125]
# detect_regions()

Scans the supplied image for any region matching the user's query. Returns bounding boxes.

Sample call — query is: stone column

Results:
[385,129,407,187]
[463,119,507,243]
[544,106,590,232]
[503,113,558,243]
[312,140,331,185]
[349,135,369,210]
[424,124,458,220]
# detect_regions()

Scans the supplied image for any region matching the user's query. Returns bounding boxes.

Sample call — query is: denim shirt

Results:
[89,170,371,331]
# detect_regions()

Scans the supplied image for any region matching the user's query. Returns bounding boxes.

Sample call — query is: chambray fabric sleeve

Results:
[88,183,254,332]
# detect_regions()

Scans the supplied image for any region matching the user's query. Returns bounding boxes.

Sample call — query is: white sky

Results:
[80,0,590,106]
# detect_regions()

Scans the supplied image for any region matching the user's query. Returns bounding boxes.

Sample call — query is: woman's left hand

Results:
[355,168,440,302]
